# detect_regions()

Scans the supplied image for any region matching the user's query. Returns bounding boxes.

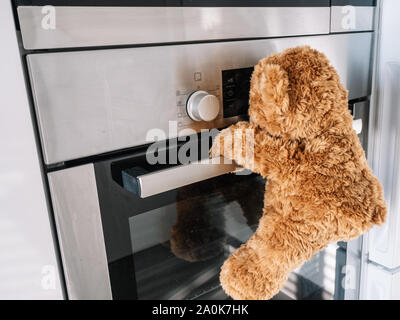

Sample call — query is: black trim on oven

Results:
[331,0,376,6]
[94,156,141,300]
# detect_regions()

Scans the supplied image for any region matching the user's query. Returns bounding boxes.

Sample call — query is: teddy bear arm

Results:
[210,121,279,176]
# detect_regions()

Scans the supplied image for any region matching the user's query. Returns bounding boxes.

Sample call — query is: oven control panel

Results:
[175,86,222,129]
[175,67,253,129]
[27,34,373,164]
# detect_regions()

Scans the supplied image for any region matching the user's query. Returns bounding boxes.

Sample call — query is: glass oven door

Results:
[94,145,265,300]
[93,139,349,300]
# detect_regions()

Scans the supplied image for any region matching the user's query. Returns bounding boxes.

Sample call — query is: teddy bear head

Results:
[248,46,352,140]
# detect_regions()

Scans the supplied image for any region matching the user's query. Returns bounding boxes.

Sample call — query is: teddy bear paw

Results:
[220,245,284,300]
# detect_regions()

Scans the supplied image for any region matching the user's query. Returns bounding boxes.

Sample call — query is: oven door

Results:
[48,141,357,300]
[93,145,266,300]
[48,142,267,300]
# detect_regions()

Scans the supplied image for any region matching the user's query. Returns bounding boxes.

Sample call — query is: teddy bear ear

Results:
[251,63,290,114]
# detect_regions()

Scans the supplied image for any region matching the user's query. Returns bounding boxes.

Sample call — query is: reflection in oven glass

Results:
[129,174,265,300]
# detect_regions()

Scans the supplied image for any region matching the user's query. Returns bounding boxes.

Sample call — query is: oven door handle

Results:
[122,156,242,198]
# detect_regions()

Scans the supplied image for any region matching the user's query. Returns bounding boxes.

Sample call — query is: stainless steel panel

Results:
[363,264,400,299]
[18,6,330,50]
[0,0,64,299]
[48,164,112,300]
[369,62,400,269]
[28,33,373,164]
[331,6,375,33]
[134,156,239,198]
[362,0,400,299]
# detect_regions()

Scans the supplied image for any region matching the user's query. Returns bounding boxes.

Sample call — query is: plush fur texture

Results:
[211,46,387,300]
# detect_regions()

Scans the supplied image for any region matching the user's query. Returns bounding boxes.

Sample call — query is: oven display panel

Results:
[222,67,254,119]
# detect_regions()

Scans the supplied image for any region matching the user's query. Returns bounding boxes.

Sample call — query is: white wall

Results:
[0,1,64,299]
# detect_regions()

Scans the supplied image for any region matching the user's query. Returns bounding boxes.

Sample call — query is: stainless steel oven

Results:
[15,0,377,299]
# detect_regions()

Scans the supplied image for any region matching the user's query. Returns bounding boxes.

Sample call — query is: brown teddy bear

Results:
[211,46,387,300]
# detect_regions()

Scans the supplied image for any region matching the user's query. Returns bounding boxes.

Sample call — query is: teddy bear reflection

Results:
[170,174,265,262]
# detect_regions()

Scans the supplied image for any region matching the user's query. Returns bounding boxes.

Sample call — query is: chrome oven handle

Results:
[128,156,241,198]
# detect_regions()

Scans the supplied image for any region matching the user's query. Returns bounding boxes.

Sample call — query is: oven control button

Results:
[186,90,220,122]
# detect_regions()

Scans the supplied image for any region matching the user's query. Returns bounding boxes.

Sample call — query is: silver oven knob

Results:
[186,90,220,122]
